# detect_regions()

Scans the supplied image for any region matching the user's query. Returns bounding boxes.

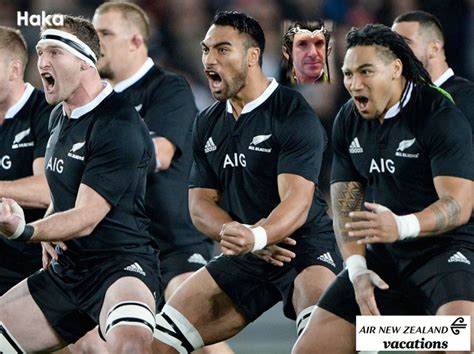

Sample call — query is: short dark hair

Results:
[394,10,444,42]
[282,20,331,83]
[346,24,431,86]
[41,15,100,60]
[0,26,28,71]
[95,1,150,46]
[212,11,265,66]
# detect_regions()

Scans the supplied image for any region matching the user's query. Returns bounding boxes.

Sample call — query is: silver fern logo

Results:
[395,138,419,158]
[249,134,272,153]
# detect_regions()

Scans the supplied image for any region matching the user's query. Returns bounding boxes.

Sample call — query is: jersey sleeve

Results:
[330,107,364,183]
[81,115,148,206]
[32,97,53,160]
[276,108,325,184]
[189,114,220,190]
[423,106,473,180]
[143,75,197,157]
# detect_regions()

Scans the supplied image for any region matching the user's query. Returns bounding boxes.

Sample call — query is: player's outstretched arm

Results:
[189,187,233,241]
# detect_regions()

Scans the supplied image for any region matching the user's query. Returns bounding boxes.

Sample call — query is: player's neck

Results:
[0,80,25,123]
[63,73,104,118]
[110,53,148,86]
[429,60,450,84]
[229,70,270,119]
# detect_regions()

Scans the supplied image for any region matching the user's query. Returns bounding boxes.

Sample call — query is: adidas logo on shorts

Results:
[124,262,146,276]
[204,137,217,153]
[187,253,207,265]
[317,252,336,267]
[448,251,470,265]
[349,137,363,154]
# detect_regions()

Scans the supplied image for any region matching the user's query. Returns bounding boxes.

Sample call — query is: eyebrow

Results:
[341,63,374,72]
[200,40,232,48]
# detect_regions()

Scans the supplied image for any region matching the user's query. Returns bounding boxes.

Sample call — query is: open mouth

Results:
[354,95,369,111]
[205,70,222,90]
[41,72,56,92]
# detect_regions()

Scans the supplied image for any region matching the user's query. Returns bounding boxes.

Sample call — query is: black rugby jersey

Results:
[115,58,211,253]
[0,84,50,270]
[44,83,154,268]
[190,79,332,236]
[436,69,474,131]
[331,83,473,257]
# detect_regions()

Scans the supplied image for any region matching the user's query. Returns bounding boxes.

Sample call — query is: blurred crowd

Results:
[2,0,474,197]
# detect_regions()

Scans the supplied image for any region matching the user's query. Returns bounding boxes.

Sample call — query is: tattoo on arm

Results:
[428,196,461,234]
[331,181,364,243]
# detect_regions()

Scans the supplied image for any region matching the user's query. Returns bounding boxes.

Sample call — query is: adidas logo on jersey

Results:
[448,251,471,265]
[187,253,207,265]
[124,262,146,276]
[317,252,336,267]
[12,127,34,149]
[349,137,363,154]
[204,137,217,153]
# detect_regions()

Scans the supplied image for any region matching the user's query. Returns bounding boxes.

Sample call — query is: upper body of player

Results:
[189,10,332,256]
[392,10,474,211]
[92,2,211,254]
[331,23,472,314]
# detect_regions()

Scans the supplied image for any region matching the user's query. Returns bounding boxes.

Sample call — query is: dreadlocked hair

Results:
[346,24,432,87]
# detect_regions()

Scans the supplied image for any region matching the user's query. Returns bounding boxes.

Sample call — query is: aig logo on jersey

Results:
[395,138,419,158]
[248,134,272,153]
[67,141,86,161]
[11,128,34,149]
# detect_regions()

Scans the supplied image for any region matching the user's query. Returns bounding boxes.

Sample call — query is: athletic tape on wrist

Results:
[250,226,267,252]
[395,214,420,240]
[346,254,367,283]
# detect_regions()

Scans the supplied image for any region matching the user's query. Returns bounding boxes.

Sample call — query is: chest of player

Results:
[0,119,35,176]
[348,121,430,179]
[204,114,279,178]
[44,117,89,187]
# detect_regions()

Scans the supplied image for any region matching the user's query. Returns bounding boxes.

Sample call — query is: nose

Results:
[37,53,50,70]
[349,74,363,91]
[203,49,217,67]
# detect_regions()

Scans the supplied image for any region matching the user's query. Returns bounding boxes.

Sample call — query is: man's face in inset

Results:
[201,25,250,101]
[292,31,327,83]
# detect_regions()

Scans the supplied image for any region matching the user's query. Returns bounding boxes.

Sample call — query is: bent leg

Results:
[100,276,157,354]
[292,307,355,354]
[68,327,108,354]
[153,268,247,353]
[437,300,473,354]
[165,271,234,354]
[0,279,67,352]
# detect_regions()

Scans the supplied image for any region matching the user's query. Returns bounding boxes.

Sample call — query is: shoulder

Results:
[145,65,193,93]
[94,92,141,128]
[196,101,225,125]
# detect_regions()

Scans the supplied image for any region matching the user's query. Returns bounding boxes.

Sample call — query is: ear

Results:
[8,59,22,81]
[327,46,332,56]
[282,46,290,61]
[428,39,441,60]
[247,47,260,67]
[130,33,144,51]
[392,58,403,79]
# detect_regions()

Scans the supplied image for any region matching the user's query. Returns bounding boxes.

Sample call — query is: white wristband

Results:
[250,226,268,252]
[346,255,368,283]
[394,214,420,240]
[8,219,26,240]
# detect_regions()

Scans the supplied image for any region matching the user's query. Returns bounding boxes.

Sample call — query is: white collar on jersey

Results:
[5,83,35,119]
[226,78,279,115]
[433,68,454,87]
[384,81,414,120]
[114,57,154,93]
[62,81,113,119]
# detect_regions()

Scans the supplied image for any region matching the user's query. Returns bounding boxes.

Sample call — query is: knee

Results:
[108,329,153,354]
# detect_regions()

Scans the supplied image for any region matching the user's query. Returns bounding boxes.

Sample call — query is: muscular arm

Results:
[331,181,366,259]
[29,183,111,241]
[260,173,316,245]
[416,176,471,236]
[188,187,234,241]
[153,137,176,171]
[0,157,50,209]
